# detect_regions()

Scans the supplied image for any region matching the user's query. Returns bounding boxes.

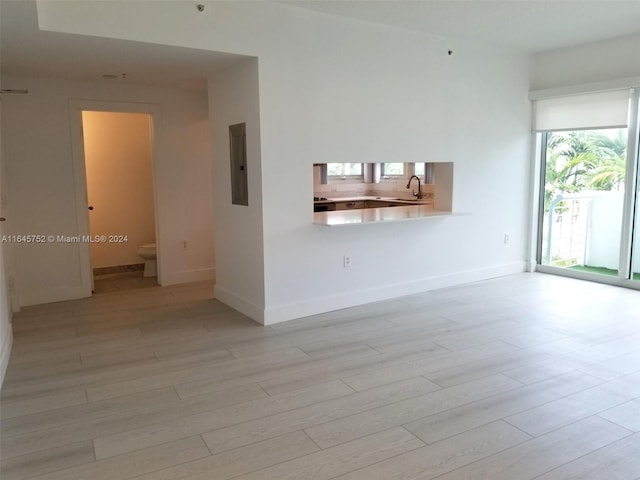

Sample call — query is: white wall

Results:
[1,75,215,306]
[0,236,12,388]
[243,5,531,323]
[83,111,156,269]
[208,59,265,321]
[0,71,14,388]
[532,33,640,90]
[36,1,532,323]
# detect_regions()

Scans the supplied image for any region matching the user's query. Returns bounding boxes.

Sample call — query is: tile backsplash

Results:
[314,177,434,200]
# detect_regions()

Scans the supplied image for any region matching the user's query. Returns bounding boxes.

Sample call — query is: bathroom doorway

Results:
[80,110,158,291]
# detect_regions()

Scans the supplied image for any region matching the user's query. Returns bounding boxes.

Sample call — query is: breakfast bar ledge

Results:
[313,205,463,226]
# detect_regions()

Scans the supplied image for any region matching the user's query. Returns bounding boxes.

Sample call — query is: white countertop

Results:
[313,205,456,226]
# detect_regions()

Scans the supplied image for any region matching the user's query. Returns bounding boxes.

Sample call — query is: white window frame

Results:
[326,163,364,183]
[380,162,405,180]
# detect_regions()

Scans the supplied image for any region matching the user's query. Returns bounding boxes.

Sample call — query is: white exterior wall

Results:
[584,193,640,273]
[585,194,624,270]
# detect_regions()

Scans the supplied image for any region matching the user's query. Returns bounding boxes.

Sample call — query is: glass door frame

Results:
[534,88,640,290]
[619,89,640,281]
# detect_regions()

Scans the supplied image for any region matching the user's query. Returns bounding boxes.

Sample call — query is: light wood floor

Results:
[1,272,639,479]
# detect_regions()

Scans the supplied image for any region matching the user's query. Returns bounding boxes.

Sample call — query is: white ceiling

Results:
[2,1,640,91]
[0,0,249,91]
[282,0,640,53]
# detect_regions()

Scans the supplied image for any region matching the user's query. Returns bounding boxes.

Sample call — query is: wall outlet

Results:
[343,255,352,268]
[504,233,511,244]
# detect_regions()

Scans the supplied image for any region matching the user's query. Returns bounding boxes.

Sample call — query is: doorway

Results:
[80,110,158,292]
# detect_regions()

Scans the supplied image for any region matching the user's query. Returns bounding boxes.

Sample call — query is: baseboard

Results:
[263,261,527,325]
[20,285,91,307]
[214,284,265,324]
[160,267,215,286]
[0,322,13,390]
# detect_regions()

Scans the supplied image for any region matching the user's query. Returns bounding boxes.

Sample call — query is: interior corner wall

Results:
[1,75,215,306]
[208,59,265,323]
[531,33,640,90]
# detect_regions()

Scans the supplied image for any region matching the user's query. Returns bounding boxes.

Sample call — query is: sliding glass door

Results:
[632,203,640,280]
[627,93,640,282]
[540,128,628,277]
[535,89,640,287]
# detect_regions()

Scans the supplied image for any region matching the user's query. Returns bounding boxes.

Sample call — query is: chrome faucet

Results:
[406,175,422,199]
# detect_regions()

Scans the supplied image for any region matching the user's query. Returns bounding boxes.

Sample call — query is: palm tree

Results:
[585,130,627,191]
[587,157,626,190]
[545,129,627,210]
[544,132,598,211]
[589,129,626,157]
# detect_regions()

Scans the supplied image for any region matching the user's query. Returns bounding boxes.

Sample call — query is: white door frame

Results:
[69,100,163,294]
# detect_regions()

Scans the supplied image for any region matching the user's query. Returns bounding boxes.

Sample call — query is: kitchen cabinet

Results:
[365,200,402,208]
[334,200,366,210]
[316,198,433,212]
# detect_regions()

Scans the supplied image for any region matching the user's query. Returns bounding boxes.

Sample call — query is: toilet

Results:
[137,243,157,277]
